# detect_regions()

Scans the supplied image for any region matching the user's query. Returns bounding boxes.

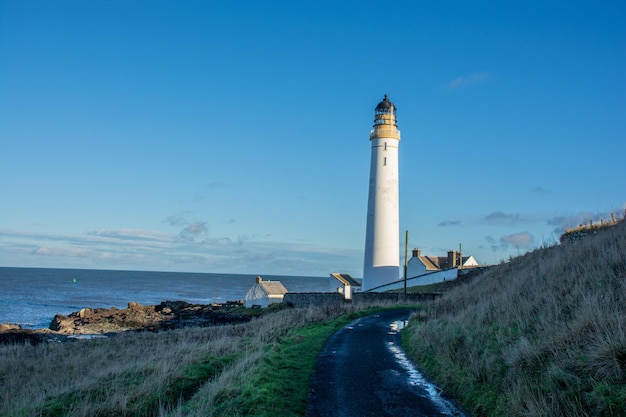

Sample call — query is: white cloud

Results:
[501,232,534,250]
[33,246,92,257]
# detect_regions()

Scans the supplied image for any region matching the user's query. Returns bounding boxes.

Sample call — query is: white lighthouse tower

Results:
[363,95,401,290]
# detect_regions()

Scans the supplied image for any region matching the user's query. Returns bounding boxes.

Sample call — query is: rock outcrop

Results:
[49,302,164,334]
[1,300,249,344]
[0,323,21,332]
[48,300,249,334]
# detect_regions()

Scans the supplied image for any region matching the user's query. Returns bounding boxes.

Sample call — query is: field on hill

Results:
[403,220,626,416]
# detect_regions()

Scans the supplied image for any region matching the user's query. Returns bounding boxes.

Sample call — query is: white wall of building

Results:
[368,268,459,292]
[407,257,429,279]
[244,285,284,308]
[407,254,480,280]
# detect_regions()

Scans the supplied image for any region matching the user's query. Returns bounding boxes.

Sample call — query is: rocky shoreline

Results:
[0,300,252,345]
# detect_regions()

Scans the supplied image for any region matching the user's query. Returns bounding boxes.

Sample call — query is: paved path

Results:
[305,309,465,417]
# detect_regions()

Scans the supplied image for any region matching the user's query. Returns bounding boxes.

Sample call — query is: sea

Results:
[0,267,330,329]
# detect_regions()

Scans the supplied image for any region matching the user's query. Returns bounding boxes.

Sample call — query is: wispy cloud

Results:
[163,214,191,227]
[485,231,535,252]
[194,182,224,201]
[501,232,534,250]
[88,229,171,242]
[438,220,461,227]
[485,235,501,252]
[447,72,491,90]
[484,211,526,225]
[0,227,361,276]
[164,213,211,242]
[178,222,208,242]
[547,212,596,234]
[33,246,94,257]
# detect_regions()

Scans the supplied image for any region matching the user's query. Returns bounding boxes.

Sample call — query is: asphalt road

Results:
[305,309,465,417]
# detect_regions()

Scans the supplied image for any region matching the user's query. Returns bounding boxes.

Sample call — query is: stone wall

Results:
[560,225,613,244]
[283,292,441,308]
[283,292,344,308]
[560,218,624,244]
[355,292,441,304]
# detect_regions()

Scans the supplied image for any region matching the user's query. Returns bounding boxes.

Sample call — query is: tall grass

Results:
[0,300,407,416]
[403,220,626,416]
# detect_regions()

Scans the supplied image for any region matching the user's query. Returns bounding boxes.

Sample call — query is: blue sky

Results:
[1,1,624,277]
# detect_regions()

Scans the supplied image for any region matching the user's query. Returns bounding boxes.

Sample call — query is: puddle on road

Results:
[389,320,407,333]
[387,321,466,417]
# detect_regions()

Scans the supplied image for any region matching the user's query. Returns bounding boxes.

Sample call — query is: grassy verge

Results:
[210,307,396,417]
[402,220,626,417]
[1,301,417,417]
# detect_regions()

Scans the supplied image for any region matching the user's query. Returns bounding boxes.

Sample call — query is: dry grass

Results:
[403,220,626,416]
[563,210,625,236]
[0,299,404,416]
[1,321,246,416]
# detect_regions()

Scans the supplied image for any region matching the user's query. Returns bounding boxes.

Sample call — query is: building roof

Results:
[258,280,287,296]
[417,255,474,270]
[330,273,362,287]
[418,256,441,270]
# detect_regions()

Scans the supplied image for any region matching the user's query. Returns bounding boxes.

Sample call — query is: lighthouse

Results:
[363,95,401,290]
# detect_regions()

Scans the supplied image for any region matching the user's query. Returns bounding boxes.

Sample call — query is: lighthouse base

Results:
[362,266,400,291]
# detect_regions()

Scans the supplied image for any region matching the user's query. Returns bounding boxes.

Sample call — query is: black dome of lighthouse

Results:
[375,94,396,112]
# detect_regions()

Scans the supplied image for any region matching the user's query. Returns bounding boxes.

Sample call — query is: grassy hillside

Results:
[403,220,626,416]
[0,300,413,417]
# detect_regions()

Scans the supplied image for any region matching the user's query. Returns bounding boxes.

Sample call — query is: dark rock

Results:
[0,327,71,345]
[0,331,43,345]
[155,300,191,313]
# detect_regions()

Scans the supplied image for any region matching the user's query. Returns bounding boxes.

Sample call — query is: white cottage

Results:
[244,276,288,308]
[407,248,479,279]
[330,273,362,301]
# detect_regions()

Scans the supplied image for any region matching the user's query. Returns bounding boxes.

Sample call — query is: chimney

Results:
[256,276,262,284]
[412,248,421,258]
[447,250,457,267]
